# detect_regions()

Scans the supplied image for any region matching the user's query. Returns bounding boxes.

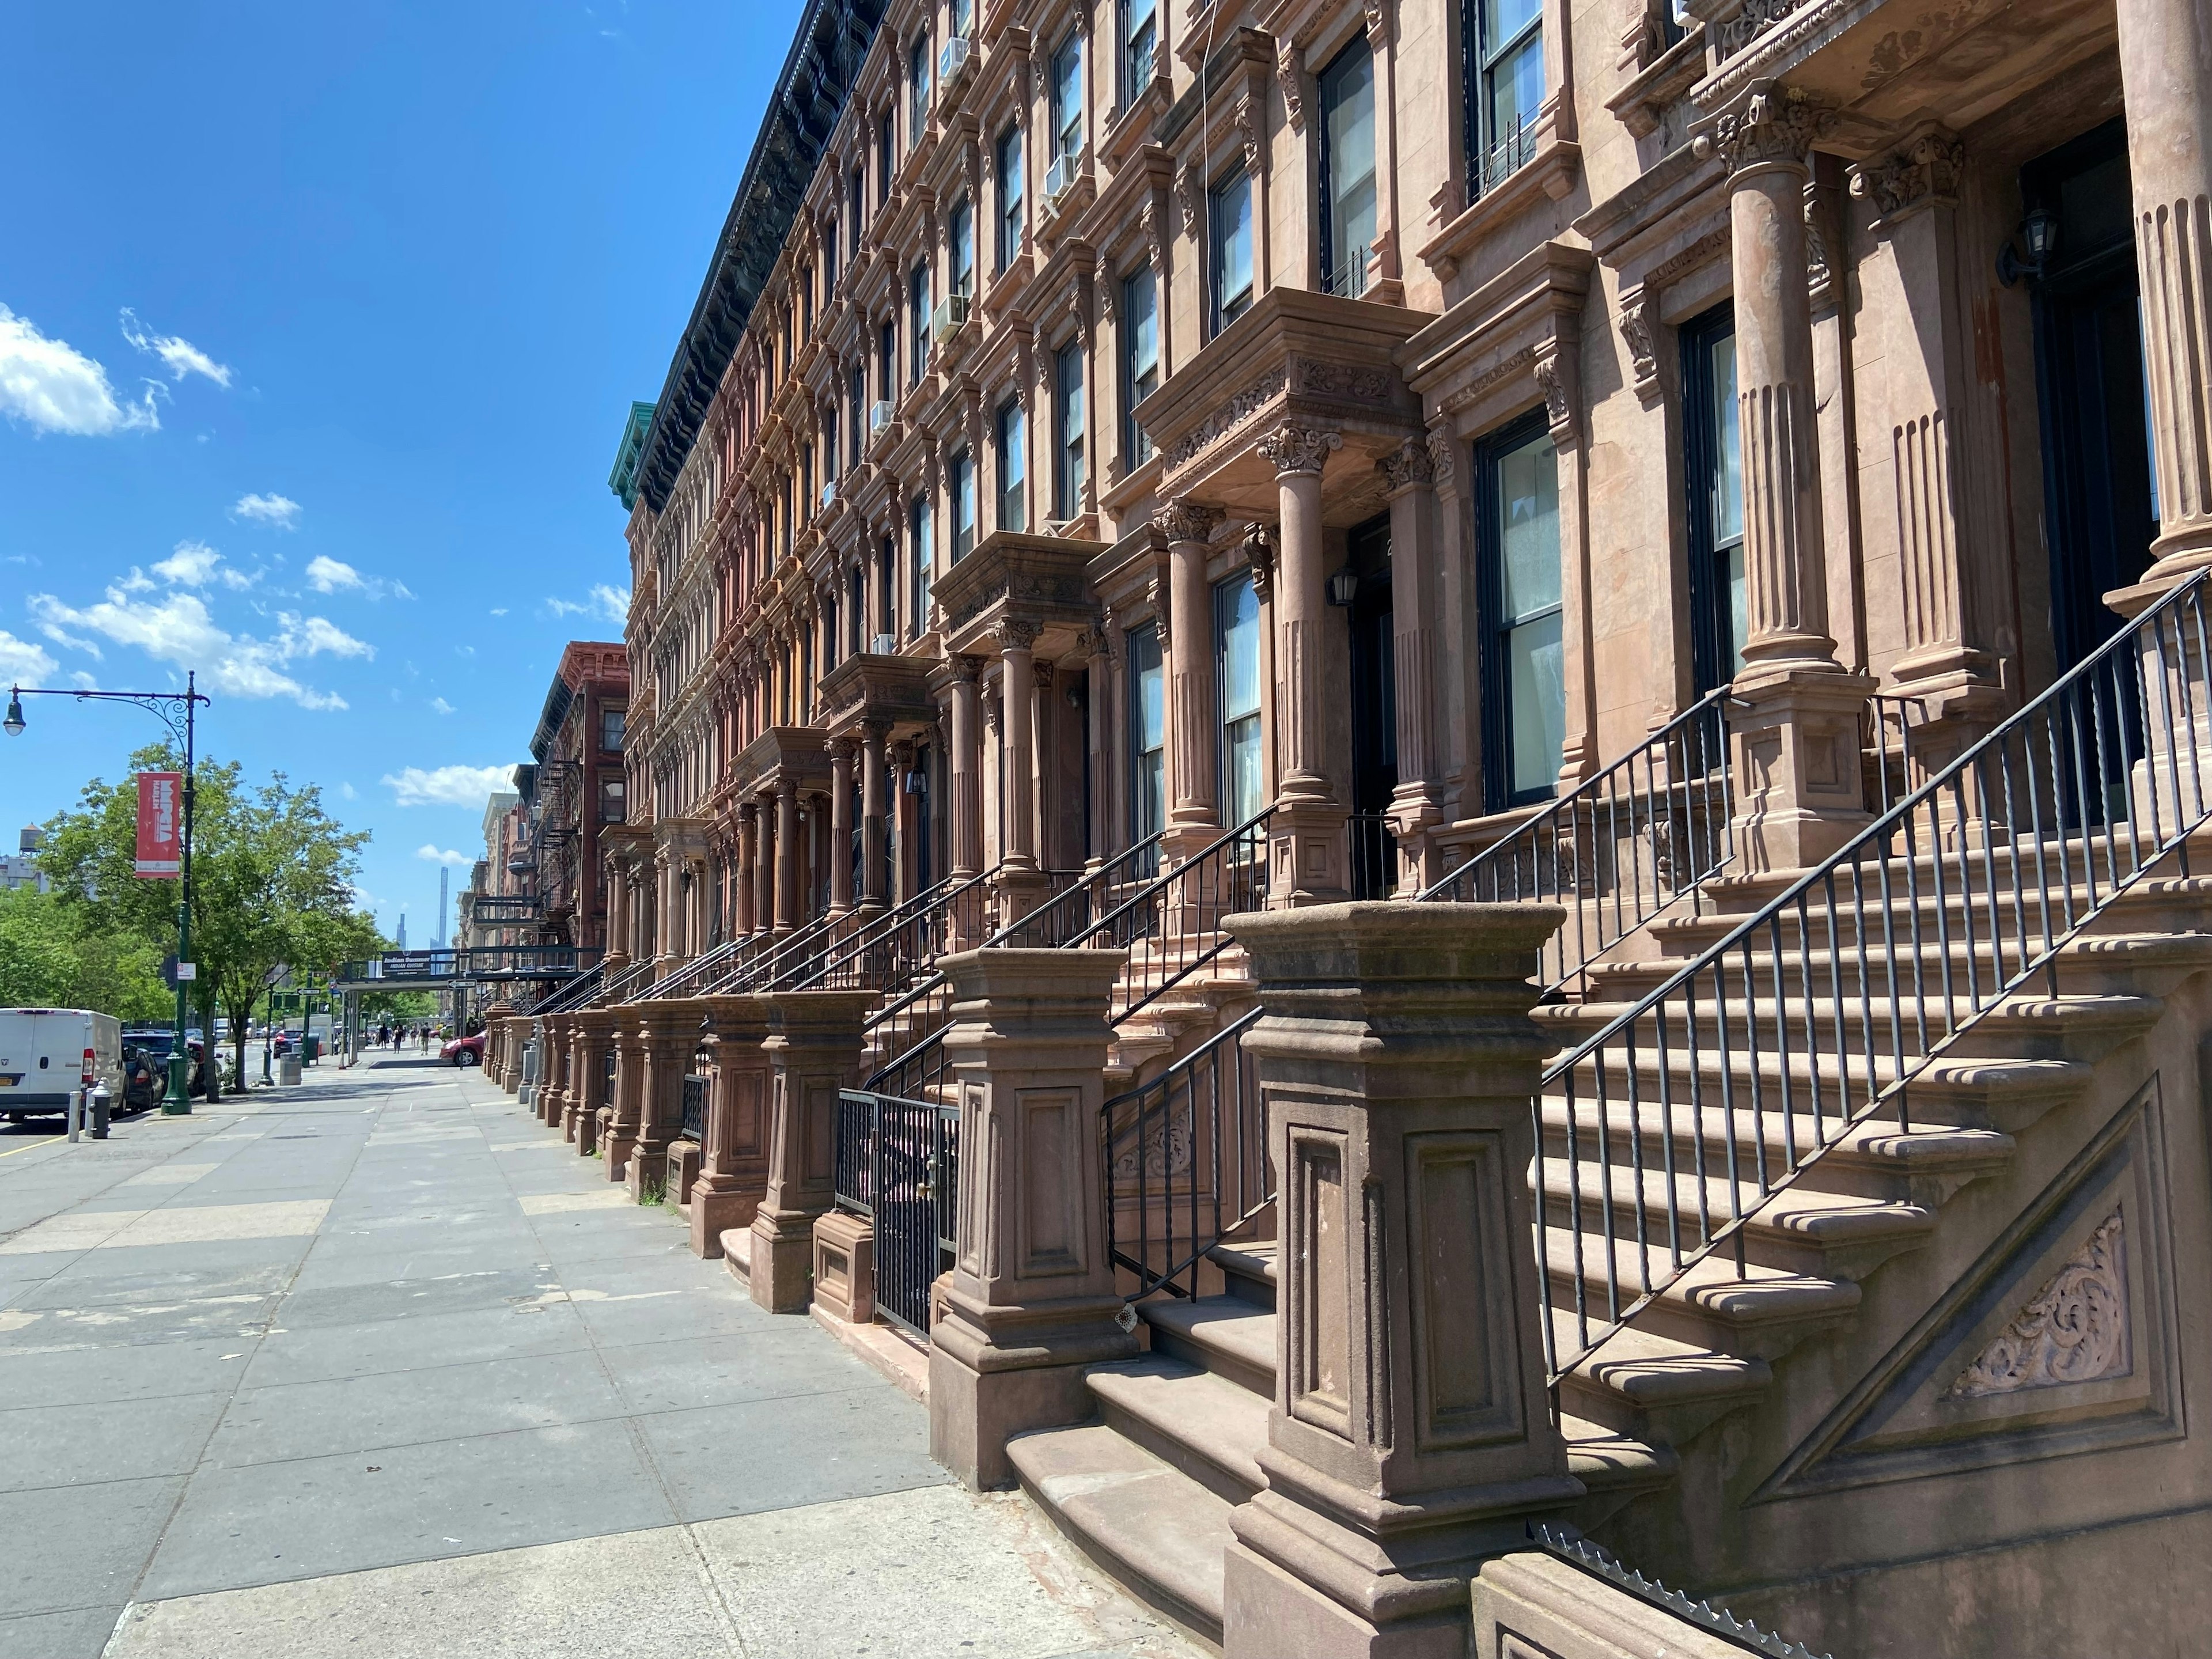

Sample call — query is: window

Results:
[951,448,976,560]
[1319,43,1377,298]
[1467,0,1543,193]
[1055,341,1085,520]
[823,216,838,295]
[781,476,793,556]
[1121,0,1157,102]
[878,109,895,200]
[801,264,813,331]
[1683,304,1745,691]
[1051,35,1084,161]
[601,707,626,752]
[909,36,929,142]
[1128,622,1165,844]
[850,168,866,253]
[909,263,930,382]
[822,593,839,673]
[1479,414,1565,806]
[801,446,814,516]
[879,319,896,402]
[910,494,933,635]
[953,0,972,35]
[823,406,838,484]
[996,399,1027,534]
[1215,573,1264,827]
[850,365,866,464]
[996,126,1024,271]
[949,198,975,298]
[1209,168,1254,334]
[600,778,627,824]
[1123,266,1158,464]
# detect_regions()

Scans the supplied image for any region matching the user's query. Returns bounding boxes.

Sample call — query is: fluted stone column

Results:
[753,794,777,940]
[736,804,759,938]
[690,995,774,1258]
[995,622,1051,919]
[828,739,857,915]
[928,947,1138,1490]
[1380,438,1447,889]
[950,655,984,879]
[2118,0,2212,586]
[1696,85,1873,871]
[1257,423,1349,904]
[602,860,630,973]
[861,718,891,909]
[1160,498,1226,861]
[747,990,876,1312]
[1219,903,1577,1659]
[774,777,801,936]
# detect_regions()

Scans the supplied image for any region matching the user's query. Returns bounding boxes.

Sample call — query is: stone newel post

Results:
[929,947,1139,1490]
[748,990,876,1312]
[1218,902,1579,1659]
[690,995,775,1258]
[572,1010,616,1156]
[604,1015,649,1181]
[628,1005,694,1200]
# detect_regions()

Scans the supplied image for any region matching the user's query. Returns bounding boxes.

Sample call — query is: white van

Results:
[0,1010,124,1121]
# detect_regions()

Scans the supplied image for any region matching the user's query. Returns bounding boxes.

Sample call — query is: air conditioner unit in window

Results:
[931,294,971,343]
[937,35,974,91]
[1043,518,1074,537]
[871,632,899,654]
[820,480,838,511]
[1044,151,1083,209]
[868,400,895,438]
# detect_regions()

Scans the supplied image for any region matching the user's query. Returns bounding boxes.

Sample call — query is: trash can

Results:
[304,1032,320,1064]
[278,1055,303,1086]
[89,1087,110,1139]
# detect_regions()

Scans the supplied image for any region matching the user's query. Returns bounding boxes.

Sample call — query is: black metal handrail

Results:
[833,1088,959,1335]
[778,861,1003,992]
[694,908,840,997]
[531,960,605,1016]
[1420,685,1736,994]
[1349,810,1398,901]
[639,935,751,1001]
[1537,570,2212,1387]
[1103,1006,1267,1302]
[988,833,1166,948]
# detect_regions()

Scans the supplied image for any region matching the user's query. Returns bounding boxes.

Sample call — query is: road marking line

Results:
[0,1137,63,1160]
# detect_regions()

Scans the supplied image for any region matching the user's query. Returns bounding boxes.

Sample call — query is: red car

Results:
[441,1032,486,1067]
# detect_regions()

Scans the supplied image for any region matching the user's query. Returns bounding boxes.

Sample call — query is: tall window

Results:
[908,36,929,143]
[953,0,973,35]
[823,224,838,298]
[879,319,896,402]
[850,168,866,252]
[1319,43,1377,298]
[823,407,838,486]
[910,494,933,635]
[951,448,977,560]
[1121,0,1157,101]
[1051,35,1084,161]
[909,263,930,382]
[1467,0,1543,193]
[850,365,866,463]
[1210,168,1254,334]
[1683,304,1745,691]
[996,399,1027,534]
[1128,623,1165,843]
[878,109,895,200]
[950,198,975,298]
[1479,414,1565,806]
[1215,573,1263,827]
[1055,340,1085,520]
[801,448,813,517]
[996,126,1024,270]
[1123,266,1158,464]
[601,707,626,752]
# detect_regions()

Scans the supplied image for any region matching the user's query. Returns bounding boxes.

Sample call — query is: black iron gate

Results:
[835,1089,958,1336]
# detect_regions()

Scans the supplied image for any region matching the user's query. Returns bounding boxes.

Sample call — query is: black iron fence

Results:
[1349,810,1398,900]
[680,1074,707,1142]
[834,1089,959,1335]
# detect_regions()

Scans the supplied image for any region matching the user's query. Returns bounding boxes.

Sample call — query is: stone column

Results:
[560,1017,591,1142]
[1257,423,1349,904]
[1695,85,1873,871]
[753,796,777,940]
[774,776,801,935]
[928,948,1138,1490]
[1219,903,1578,1659]
[2118,0,2212,585]
[1084,627,1114,873]
[604,1013,650,1181]
[747,990,877,1312]
[861,718,892,909]
[995,621,1051,918]
[828,739,857,915]
[1160,498,1226,860]
[1378,439,1447,890]
[690,995,775,1257]
[950,654,985,881]
[736,804,759,938]
[628,1004,694,1200]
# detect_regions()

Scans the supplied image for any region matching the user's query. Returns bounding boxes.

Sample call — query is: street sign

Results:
[175,963,196,982]
[134,772,183,878]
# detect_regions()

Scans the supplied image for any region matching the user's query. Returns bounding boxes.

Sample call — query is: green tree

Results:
[0,885,172,1020]
[39,743,382,1086]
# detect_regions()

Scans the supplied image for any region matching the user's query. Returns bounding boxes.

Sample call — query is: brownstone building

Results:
[491,0,2212,1647]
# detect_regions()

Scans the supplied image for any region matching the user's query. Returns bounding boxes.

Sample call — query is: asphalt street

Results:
[0,1051,1200,1659]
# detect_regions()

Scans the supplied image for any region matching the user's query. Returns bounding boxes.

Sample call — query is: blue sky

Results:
[0,0,797,943]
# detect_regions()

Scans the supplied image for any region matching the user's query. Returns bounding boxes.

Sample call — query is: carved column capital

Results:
[1277,37,1307,130]
[1617,285,1660,403]
[1154,497,1225,544]
[1850,125,1965,223]
[1242,521,1277,602]
[953,652,987,684]
[1376,437,1438,497]
[994,617,1043,654]
[1257,423,1342,478]
[1693,82,1834,176]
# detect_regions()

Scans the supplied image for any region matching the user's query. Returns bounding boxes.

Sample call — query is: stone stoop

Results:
[1005,1243,1673,1645]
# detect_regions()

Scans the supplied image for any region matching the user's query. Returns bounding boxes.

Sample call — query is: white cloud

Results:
[382,764,515,807]
[0,304,160,435]
[27,584,364,710]
[339,782,358,800]
[0,629,56,680]
[415,844,471,867]
[119,308,232,388]
[430,696,456,715]
[489,607,508,617]
[543,585,631,626]
[304,554,408,601]
[232,493,300,530]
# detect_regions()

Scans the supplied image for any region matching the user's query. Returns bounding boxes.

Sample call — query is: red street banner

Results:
[135,772,182,878]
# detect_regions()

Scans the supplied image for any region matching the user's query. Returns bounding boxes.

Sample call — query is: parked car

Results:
[0,1009,123,1121]
[118,1032,173,1113]
[441,1032,486,1067]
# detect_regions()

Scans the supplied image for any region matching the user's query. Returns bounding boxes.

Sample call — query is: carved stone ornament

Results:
[1241,522,1276,600]
[1364,0,1392,39]
[1155,498,1226,544]
[1692,84,1834,174]
[994,617,1043,653]
[1618,286,1659,401]
[1533,349,1573,434]
[1376,437,1437,495]
[953,652,987,684]
[1296,359,1393,402]
[1712,0,1805,60]
[1236,93,1263,173]
[1257,423,1343,478]
[1278,38,1306,131]
[1425,426,1456,488]
[1176,165,1202,237]
[1852,127,1965,221]
[1945,1207,2132,1400]
[1164,369,1287,469]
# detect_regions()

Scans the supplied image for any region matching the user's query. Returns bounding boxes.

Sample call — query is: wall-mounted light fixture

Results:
[1997,206,2060,287]
[1327,567,1359,607]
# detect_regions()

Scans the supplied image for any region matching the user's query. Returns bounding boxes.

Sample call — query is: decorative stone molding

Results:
[1241,521,1277,601]
[994,617,1043,652]
[1534,346,1574,434]
[1277,37,1306,130]
[1257,423,1342,478]
[1851,126,1965,222]
[1235,92,1264,173]
[952,652,986,684]
[1692,83,1834,175]
[1438,343,1540,417]
[1294,358,1392,400]
[1376,437,1437,495]
[1425,424,1456,488]
[1154,497,1225,544]
[1946,1209,2131,1400]
[1618,285,1660,403]
[1162,368,1287,469]
[1176,164,1202,236]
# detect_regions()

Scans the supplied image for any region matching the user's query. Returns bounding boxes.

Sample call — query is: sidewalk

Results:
[0,1054,1202,1658]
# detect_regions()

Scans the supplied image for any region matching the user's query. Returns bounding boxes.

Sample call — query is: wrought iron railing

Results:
[1103,1006,1267,1302]
[777,862,1002,992]
[680,1074,707,1142]
[695,908,840,996]
[531,961,604,1016]
[1866,690,1928,814]
[1536,571,2211,1387]
[1421,685,1736,995]
[833,1088,959,1335]
[639,935,751,1001]
[987,834,1165,948]
[1349,809,1398,900]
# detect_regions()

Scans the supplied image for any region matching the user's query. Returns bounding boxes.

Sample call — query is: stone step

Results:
[1541,1225,1859,1363]
[1142,1294,1277,1397]
[1551,1311,1772,1449]
[1207,1239,1277,1309]
[1088,1353,1268,1505]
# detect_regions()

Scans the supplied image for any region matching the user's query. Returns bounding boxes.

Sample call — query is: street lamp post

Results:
[5,673,210,1114]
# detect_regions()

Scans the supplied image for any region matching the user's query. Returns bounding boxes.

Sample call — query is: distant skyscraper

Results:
[435,868,448,949]
[396,912,408,952]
